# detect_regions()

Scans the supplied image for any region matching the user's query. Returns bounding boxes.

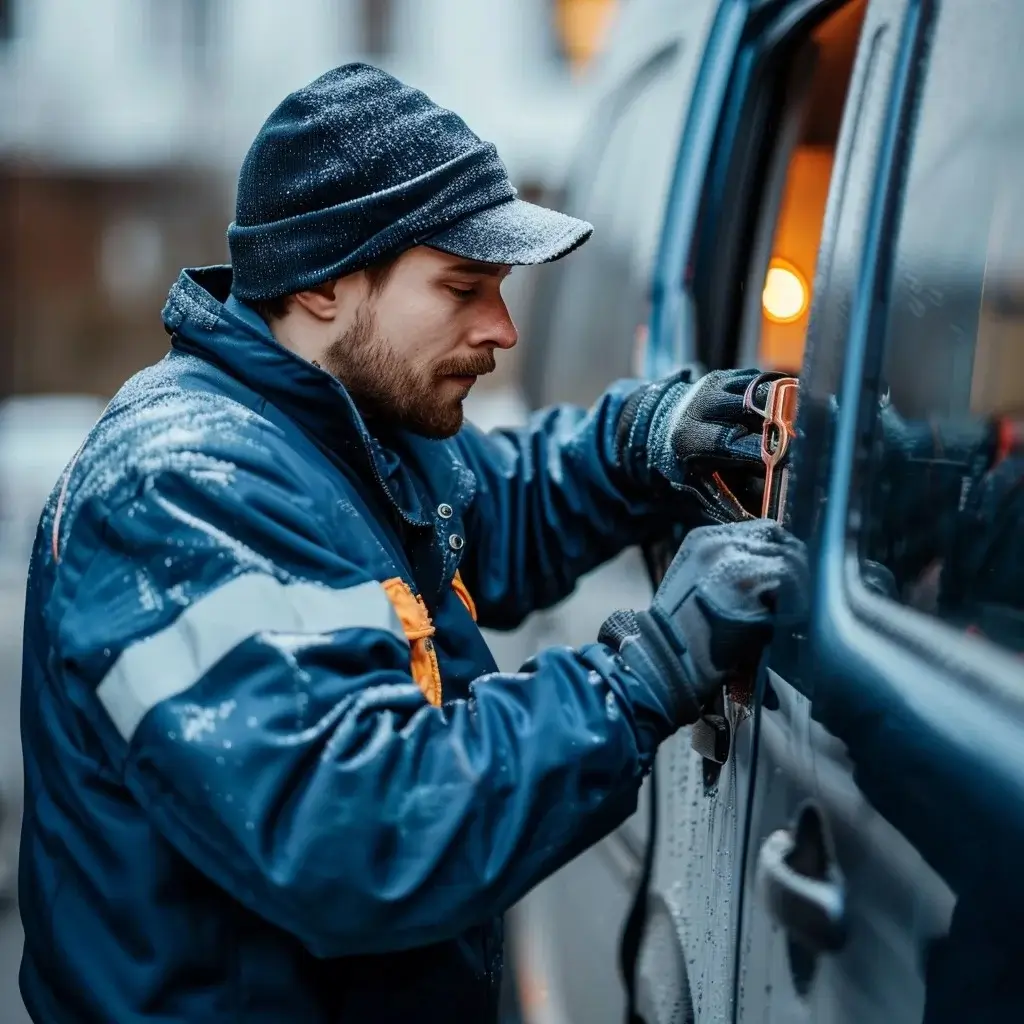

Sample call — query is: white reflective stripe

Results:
[97,574,405,742]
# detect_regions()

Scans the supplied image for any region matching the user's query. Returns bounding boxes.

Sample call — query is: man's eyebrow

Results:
[443,260,511,278]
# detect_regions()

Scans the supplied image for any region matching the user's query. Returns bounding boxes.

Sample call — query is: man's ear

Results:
[291,279,339,322]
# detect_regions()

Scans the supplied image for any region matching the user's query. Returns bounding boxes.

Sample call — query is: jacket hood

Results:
[161,266,350,421]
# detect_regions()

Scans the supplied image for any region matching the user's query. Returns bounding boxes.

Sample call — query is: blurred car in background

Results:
[507,0,1024,1022]
[0,394,107,901]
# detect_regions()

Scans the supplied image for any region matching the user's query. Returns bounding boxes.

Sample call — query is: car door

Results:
[508,3,813,1023]
[511,2,875,1023]
[624,2,875,1023]
[735,1,1024,1021]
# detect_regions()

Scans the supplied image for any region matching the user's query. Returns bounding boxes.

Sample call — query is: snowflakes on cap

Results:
[227,63,592,301]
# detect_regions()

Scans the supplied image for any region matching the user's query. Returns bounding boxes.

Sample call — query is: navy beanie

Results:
[228,63,593,301]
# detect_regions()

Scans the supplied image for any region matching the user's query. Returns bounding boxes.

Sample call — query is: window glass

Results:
[538,49,684,407]
[857,0,1024,654]
[753,0,866,373]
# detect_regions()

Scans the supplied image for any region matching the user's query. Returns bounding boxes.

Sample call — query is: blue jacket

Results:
[19,266,677,1023]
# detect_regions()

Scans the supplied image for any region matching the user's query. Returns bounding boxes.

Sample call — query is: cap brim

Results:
[425,198,593,266]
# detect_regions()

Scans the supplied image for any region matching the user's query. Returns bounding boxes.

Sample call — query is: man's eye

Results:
[447,285,475,299]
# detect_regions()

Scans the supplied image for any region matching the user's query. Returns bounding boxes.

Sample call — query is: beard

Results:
[320,307,496,439]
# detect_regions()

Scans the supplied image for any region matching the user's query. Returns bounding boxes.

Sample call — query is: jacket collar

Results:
[161,266,475,527]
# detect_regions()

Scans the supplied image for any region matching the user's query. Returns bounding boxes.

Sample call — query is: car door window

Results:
[857,1,1024,654]
[536,44,687,408]
[684,0,868,378]
[737,0,867,374]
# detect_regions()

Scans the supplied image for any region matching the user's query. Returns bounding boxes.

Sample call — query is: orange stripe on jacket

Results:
[381,578,442,707]
[381,573,479,706]
[451,570,477,622]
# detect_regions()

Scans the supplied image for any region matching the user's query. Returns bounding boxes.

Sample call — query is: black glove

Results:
[599,519,808,728]
[615,367,790,491]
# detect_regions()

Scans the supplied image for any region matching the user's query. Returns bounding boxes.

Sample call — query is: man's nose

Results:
[492,315,518,350]
[481,303,518,350]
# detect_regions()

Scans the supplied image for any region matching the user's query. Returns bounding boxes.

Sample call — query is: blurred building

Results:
[0,0,619,399]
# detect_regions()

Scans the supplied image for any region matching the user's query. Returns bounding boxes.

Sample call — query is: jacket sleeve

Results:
[455,380,669,630]
[55,440,676,960]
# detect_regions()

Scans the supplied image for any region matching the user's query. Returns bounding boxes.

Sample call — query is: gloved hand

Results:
[599,519,809,728]
[615,367,791,491]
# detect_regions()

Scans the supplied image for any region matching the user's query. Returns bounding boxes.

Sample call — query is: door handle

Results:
[756,802,847,954]
[691,711,730,764]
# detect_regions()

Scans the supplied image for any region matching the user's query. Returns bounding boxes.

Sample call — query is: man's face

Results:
[321,246,517,438]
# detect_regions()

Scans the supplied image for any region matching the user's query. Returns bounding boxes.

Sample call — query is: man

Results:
[18,65,806,1023]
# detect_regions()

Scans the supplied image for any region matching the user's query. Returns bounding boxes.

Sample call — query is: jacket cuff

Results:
[580,639,681,759]
[613,379,665,484]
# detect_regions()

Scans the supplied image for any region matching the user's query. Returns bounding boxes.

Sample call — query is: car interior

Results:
[696,0,868,383]
[740,0,868,373]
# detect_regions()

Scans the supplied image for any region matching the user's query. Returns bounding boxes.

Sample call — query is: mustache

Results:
[433,352,497,378]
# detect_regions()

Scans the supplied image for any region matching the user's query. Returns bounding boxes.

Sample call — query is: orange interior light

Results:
[763,258,810,324]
